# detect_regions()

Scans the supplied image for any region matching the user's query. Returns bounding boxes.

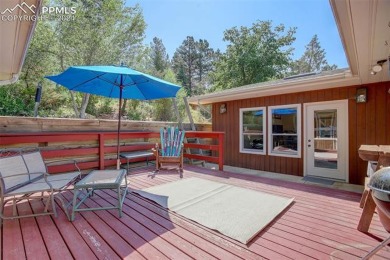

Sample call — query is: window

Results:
[268,104,301,158]
[239,107,266,154]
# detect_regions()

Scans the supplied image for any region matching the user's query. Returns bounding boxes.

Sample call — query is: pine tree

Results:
[172,36,198,96]
[150,37,170,76]
[150,37,174,121]
[195,39,215,84]
[172,37,217,96]
[291,35,337,74]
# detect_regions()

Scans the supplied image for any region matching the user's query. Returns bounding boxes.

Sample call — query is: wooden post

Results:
[357,189,376,232]
[99,134,105,170]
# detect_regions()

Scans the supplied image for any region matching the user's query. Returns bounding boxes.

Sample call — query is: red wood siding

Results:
[212,81,390,185]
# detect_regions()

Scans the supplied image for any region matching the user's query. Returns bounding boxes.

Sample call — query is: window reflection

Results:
[270,107,298,154]
[241,109,265,153]
[314,109,338,169]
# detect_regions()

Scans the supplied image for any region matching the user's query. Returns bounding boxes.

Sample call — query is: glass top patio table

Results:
[71,169,128,221]
[75,169,127,189]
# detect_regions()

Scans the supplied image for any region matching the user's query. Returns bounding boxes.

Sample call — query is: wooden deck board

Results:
[2,165,390,259]
[108,192,231,259]
[17,201,50,260]
[50,199,98,259]
[30,199,74,260]
[92,190,213,260]
[2,205,26,259]
[61,191,146,260]
[68,191,166,260]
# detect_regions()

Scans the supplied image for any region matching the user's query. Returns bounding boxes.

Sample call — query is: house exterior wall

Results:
[212,81,390,185]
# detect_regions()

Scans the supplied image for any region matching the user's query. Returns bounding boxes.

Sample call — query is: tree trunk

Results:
[69,91,79,117]
[121,99,127,117]
[79,93,90,118]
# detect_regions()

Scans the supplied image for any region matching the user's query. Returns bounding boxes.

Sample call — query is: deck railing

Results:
[0,131,224,172]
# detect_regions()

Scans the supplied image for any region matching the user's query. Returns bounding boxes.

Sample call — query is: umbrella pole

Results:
[117,85,123,170]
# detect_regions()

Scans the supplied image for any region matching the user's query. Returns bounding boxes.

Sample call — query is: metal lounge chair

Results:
[152,127,185,177]
[0,148,81,223]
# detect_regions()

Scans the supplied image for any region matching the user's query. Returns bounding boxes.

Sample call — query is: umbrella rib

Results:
[122,79,149,87]
[69,72,119,90]
[98,74,122,86]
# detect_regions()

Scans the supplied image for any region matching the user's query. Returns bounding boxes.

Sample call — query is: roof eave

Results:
[0,0,41,86]
[189,71,361,105]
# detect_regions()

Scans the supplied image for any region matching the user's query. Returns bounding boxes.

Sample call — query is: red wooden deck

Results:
[2,165,390,259]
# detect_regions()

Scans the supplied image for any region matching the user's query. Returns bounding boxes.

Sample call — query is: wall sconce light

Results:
[219,103,227,114]
[370,59,387,75]
[356,87,367,103]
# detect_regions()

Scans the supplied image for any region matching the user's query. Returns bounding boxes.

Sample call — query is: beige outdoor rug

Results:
[134,177,294,244]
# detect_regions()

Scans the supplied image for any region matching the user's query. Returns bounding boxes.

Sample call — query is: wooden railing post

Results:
[218,132,224,171]
[99,133,105,170]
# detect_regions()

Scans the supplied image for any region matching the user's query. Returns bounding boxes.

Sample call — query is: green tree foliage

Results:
[172,36,217,96]
[172,36,197,96]
[0,87,34,116]
[0,19,61,116]
[195,39,215,86]
[149,38,175,121]
[290,35,337,74]
[150,37,170,76]
[210,21,296,91]
[53,0,147,118]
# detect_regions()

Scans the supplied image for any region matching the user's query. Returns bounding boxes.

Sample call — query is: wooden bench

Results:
[120,150,154,172]
[0,149,81,223]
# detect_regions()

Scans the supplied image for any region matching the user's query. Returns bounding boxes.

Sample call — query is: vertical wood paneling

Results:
[348,87,358,184]
[227,101,233,165]
[339,86,348,99]
[365,87,376,144]
[386,83,390,144]
[303,91,311,103]
[331,87,340,100]
[375,83,386,144]
[213,82,390,184]
[356,100,367,185]
[324,88,333,101]
[310,91,318,102]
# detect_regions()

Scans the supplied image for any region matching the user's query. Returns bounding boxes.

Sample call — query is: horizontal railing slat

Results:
[184,154,219,164]
[1,131,224,172]
[184,143,219,151]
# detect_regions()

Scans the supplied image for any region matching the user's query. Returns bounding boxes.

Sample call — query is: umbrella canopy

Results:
[45,65,181,169]
[45,65,180,99]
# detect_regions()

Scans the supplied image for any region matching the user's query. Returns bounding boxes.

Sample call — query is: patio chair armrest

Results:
[42,173,54,190]
[45,159,81,173]
[0,172,44,180]
[152,143,160,156]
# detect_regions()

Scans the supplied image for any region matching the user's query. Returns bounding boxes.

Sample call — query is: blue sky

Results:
[128,0,348,68]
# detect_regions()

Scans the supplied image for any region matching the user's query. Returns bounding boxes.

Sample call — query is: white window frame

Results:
[239,107,266,155]
[268,104,301,158]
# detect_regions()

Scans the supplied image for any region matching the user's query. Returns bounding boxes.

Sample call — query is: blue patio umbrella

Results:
[45,65,181,169]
